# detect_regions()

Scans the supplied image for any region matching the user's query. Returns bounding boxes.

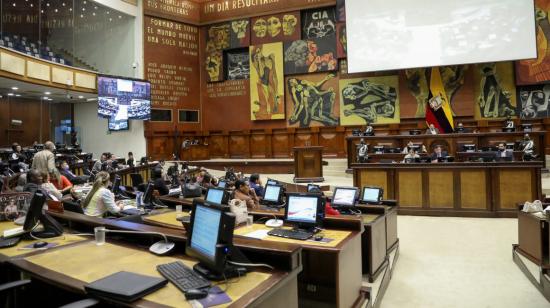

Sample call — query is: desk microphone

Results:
[94,228,175,255]
[264,212,283,228]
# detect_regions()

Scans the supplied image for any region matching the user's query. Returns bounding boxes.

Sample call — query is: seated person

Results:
[233,179,260,209]
[430,145,449,163]
[14,173,27,192]
[402,149,420,163]
[495,143,513,161]
[152,168,169,196]
[249,173,264,197]
[425,124,440,135]
[454,122,468,133]
[92,153,108,173]
[59,161,90,184]
[82,171,124,217]
[309,187,339,216]
[195,169,207,183]
[23,169,43,195]
[199,173,217,188]
[40,172,63,201]
[49,170,73,195]
[402,141,427,154]
[364,122,374,136]
[127,152,135,168]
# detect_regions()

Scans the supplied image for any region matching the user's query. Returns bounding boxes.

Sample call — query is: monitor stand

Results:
[193,244,250,281]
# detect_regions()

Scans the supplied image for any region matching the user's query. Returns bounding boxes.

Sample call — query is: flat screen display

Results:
[346,0,537,73]
[362,187,381,203]
[108,117,129,131]
[190,205,221,260]
[218,180,226,189]
[286,195,318,224]
[263,185,281,202]
[98,75,151,120]
[332,188,357,206]
[206,188,224,204]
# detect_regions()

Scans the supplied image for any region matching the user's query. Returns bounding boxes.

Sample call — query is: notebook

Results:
[84,271,167,303]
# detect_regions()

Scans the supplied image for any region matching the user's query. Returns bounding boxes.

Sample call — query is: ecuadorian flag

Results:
[425,67,454,133]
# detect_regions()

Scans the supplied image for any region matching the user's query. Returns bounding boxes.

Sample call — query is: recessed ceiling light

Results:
[43,96,49,99]
[45,91,51,95]
[78,95,84,99]
[8,93,14,96]
[11,87,18,90]
[15,94,21,97]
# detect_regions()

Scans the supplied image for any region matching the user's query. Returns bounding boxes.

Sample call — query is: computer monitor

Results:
[142,182,154,206]
[186,200,243,280]
[331,187,359,208]
[205,187,229,205]
[361,186,383,204]
[266,178,279,186]
[307,184,321,192]
[218,180,227,189]
[284,193,324,230]
[462,144,476,152]
[263,184,283,203]
[112,175,121,195]
[23,190,63,238]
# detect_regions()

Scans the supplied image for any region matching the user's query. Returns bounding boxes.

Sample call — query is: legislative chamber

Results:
[1,0,550,307]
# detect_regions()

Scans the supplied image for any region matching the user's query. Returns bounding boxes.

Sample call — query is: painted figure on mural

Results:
[282,14,298,36]
[477,63,516,118]
[288,74,338,127]
[341,79,397,123]
[251,45,280,117]
[253,18,267,38]
[267,16,282,37]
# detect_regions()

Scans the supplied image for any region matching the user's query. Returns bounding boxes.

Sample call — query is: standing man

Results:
[31,141,56,175]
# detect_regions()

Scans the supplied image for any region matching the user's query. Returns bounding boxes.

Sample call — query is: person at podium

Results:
[454,122,468,133]
[494,143,513,161]
[430,145,448,163]
[402,149,420,163]
[425,124,440,135]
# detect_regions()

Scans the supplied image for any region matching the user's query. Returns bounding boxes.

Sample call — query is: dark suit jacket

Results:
[430,151,449,161]
[153,178,170,196]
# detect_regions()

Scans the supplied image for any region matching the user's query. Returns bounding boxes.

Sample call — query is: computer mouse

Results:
[314,235,324,241]
[184,288,208,300]
[33,241,48,248]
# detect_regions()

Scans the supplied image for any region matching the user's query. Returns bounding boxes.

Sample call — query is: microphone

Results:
[94,227,175,255]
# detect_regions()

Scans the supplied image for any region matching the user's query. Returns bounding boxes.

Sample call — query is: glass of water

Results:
[94,226,106,245]
[176,205,182,213]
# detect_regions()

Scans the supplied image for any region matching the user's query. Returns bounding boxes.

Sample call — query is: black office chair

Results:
[130,173,144,188]
[63,200,84,214]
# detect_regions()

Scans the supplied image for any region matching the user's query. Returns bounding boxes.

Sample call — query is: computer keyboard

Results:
[0,236,21,248]
[157,261,211,292]
[267,228,314,240]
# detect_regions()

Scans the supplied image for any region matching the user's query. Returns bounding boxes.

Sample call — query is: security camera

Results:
[66,94,74,100]
[132,62,138,69]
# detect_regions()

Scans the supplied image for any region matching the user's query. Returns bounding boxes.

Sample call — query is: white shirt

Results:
[84,187,120,217]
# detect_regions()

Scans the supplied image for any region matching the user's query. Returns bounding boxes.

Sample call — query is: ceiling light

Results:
[15,94,21,97]
[45,91,51,95]
[78,95,84,99]
[43,96,49,99]
[11,87,18,90]
[8,93,14,96]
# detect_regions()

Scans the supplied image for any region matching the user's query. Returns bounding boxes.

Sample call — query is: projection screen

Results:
[345,0,537,73]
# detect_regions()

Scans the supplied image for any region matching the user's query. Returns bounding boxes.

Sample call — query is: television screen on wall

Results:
[97,75,151,120]
[108,117,129,131]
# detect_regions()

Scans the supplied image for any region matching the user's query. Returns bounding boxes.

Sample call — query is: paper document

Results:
[243,229,269,240]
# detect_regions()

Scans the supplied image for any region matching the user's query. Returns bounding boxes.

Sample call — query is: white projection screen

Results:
[345,0,537,73]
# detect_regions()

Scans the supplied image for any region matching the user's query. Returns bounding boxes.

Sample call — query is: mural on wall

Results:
[339,76,400,125]
[517,84,550,119]
[284,36,337,74]
[206,23,230,52]
[251,12,301,45]
[229,19,250,48]
[286,73,339,127]
[205,50,223,82]
[404,66,468,117]
[337,0,346,22]
[250,42,285,120]
[473,62,517,119]
[302,7,336,39]
[226,50,250,80]
[516,1,550,85]
[336,23,347,58]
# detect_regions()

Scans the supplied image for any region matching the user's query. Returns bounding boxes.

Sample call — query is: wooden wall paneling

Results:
[396,170,423,208]
[265,129,273,158]
[250,130,268,158]
[294,128,314,148]
[498,169,533,210]
[272,130,291,158]
[207,133,226,158]
[228,131,249,158]
[318,127,341,157]
[459,170,488,210]
[427,170,454,208]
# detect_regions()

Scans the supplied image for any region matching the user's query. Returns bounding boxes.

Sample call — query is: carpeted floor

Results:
[380,216,548,308]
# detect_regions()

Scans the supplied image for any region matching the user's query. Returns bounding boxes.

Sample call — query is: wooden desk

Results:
[9,241,300,307]
[0,221,88,263]
[353,162,543,218]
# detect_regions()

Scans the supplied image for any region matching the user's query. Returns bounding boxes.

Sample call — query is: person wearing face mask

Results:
[494,143,513,162]
[59,160,90,185]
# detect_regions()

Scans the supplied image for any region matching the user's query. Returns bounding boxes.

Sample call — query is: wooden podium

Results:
[293,146,324,183]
